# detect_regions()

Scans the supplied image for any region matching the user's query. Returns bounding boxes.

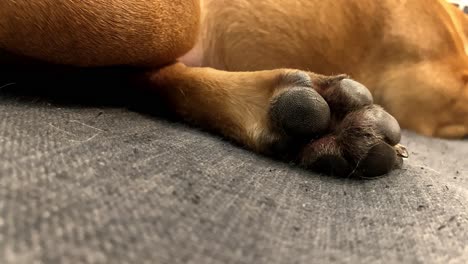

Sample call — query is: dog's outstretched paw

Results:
[146,65,406,178]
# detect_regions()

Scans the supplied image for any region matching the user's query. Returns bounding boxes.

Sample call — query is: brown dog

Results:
[2,0,465,177]
[185,0,468,139]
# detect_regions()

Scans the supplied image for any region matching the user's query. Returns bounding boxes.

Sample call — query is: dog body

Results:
[1,0,466,176]
[181,0,468,138]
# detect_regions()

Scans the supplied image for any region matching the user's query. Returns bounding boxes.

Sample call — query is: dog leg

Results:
[142,63,406,178]
[0,0,200,67]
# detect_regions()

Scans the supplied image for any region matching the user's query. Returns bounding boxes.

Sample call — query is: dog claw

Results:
[395,144,409,158]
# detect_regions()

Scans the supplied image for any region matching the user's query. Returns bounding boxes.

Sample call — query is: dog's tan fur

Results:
[0,0,200,66]
[0,0,466,176]
[194,0,468,138]
[1,0,467,139]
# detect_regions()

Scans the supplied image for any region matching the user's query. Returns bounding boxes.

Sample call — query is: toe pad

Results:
[270,87,331,136]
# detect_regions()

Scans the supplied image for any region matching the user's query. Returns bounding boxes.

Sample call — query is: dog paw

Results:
[266,72,407,178]
[145,64,406,178]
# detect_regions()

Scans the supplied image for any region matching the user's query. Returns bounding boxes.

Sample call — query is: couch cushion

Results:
[0,92,467,263]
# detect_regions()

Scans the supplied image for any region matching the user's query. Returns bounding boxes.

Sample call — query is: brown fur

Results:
[0,0,466,175]
[0,0,199,66]
[3,0,463,138]
[196,0,468,138]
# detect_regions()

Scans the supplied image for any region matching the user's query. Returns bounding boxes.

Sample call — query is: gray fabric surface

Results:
[0,92,467,264]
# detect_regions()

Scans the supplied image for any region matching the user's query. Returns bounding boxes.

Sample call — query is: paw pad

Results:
[270,87,330,136]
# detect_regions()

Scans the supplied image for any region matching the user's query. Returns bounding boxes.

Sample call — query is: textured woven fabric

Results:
[0,88,467,264]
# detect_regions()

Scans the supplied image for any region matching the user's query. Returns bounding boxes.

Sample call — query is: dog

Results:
[2,0,466,177]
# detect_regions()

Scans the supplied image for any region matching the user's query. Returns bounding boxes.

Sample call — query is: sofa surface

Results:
[0,85,467,264]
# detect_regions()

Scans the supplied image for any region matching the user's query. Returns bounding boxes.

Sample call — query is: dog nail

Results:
[395,144,409,158]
